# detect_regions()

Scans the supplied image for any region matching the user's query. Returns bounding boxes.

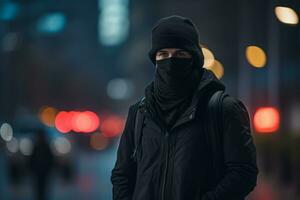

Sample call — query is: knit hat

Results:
[149,15,204,67]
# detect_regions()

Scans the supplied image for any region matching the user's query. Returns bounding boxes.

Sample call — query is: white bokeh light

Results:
[6,137,18,153]
[107,78,134,100]
[52,137,72,155]
[19,138,33,156]
[0,123,13,142]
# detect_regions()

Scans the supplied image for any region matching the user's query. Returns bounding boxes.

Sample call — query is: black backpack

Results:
[131,90,227,185]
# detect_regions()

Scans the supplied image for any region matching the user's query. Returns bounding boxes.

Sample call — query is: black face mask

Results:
[153,57,200,100]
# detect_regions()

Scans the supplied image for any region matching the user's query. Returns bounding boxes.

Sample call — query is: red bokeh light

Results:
[55,111,100,133]
[101,116,125,137]
[55,111,72,133]
[254,107,280,133]
[72,111,100,133]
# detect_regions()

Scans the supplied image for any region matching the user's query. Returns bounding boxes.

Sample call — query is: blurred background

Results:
[0,0,299,199]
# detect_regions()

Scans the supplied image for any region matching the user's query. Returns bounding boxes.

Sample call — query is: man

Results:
[111,15,258,200]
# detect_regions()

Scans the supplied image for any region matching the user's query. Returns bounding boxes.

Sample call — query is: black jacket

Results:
[111,69,258,200]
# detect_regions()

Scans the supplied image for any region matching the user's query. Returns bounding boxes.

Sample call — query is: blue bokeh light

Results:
[37,13,66,34]
[0,2,19,21]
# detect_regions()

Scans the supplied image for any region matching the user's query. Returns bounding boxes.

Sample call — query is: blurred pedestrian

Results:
[30,129,54,200]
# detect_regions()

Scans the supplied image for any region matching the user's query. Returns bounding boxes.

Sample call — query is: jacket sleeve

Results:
[111,105,138,200]
[202,96,259,200]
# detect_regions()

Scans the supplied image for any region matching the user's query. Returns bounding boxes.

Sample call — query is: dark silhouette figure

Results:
[30,129,54,200]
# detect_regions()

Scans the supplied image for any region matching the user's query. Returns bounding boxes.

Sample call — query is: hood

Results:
[192,68,225,102]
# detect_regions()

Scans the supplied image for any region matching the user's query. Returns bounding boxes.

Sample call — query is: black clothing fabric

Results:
[148,15,204,68]
[153,57,202,128]
[111,69,259,200]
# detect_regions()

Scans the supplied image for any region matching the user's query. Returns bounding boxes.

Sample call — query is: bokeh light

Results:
[204,59,224,79]
[72,111,100,133]
[98,0,130,46]
[246,46,267,68]
[19,138,33,156]
[37,12,66,34]
[254,107,280,133]
[0,123,13,142]
[90,132,110,151]
[52,137,72,155]
[107,78,134,100]
[55,111,73,133]
[275,6,299,25]
[6,137,18,153]
[55,111,100,133]
[202,47,215,68]
[101,116,125,137]
[39,106,58,127]
[0,2,19,21]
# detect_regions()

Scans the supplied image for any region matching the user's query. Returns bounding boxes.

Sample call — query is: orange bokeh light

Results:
[90,133,109,151]
[39,106,58,127]
[254,107,280,133]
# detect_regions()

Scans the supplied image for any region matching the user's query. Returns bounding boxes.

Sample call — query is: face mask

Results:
[154,57,200,99]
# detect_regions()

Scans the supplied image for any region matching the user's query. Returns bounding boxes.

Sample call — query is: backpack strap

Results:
[131,97,146,162]
[207,90,228,185]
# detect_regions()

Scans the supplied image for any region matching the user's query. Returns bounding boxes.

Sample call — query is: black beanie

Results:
[149,15,204,67]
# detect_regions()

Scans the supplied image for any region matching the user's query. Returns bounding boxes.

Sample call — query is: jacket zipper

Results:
[144,105,169,200]
[144,103,196,200]
[161,130,169,200]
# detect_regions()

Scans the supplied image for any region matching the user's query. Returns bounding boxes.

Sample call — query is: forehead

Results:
[157,48,188,53]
